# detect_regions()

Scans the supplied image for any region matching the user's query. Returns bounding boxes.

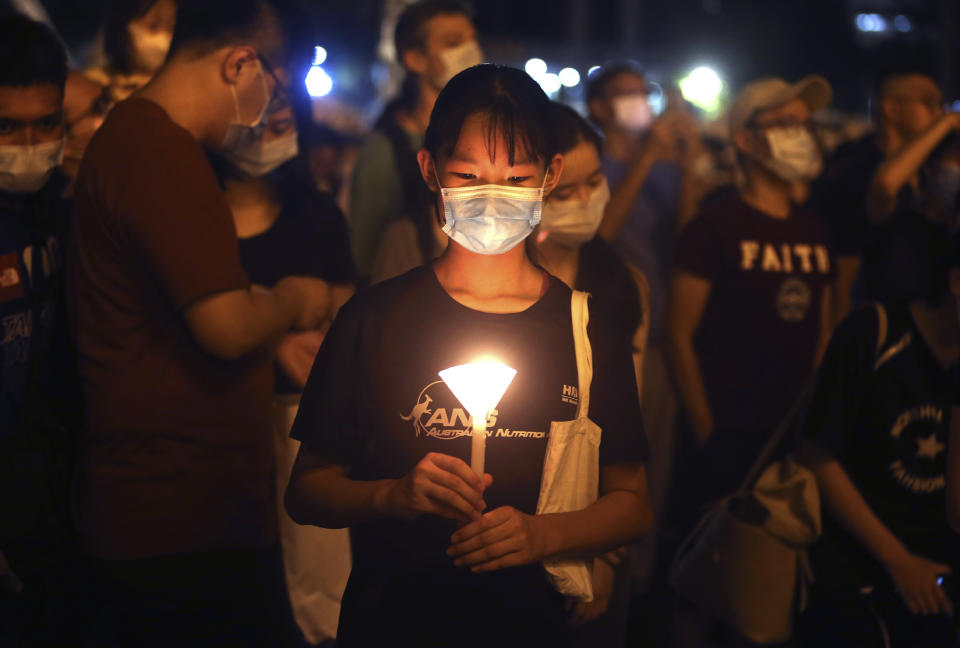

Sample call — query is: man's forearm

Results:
[599,151,658,241]
[813,457,909,568]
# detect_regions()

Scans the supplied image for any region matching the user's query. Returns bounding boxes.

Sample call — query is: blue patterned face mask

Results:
[437,172,547,255]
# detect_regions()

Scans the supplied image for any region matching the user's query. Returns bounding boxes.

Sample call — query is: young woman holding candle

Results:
[286,64,651,647]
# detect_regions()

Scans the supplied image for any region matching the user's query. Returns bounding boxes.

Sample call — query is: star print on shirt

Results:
[915,433,946,460]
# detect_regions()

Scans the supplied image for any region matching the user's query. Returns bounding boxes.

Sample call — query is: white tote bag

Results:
[274,397,352,644]
[535,290,601,602]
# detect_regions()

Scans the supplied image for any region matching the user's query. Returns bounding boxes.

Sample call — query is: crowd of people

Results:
[1,0,959,647]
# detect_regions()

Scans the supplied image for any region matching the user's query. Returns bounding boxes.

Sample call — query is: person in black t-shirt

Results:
[213,103,356,394]
[799,229,960,648]
[537,102,648,641]
[286,65,651,648]
[811,66,945,323]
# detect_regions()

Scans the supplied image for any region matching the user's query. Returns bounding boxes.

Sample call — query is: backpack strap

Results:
[570,290,593,419]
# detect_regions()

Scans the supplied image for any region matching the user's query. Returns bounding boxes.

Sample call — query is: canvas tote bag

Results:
[536,290,602,602]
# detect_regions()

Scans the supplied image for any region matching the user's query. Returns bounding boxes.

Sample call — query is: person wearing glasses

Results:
[68,1,331,645]
[667,76,836,643]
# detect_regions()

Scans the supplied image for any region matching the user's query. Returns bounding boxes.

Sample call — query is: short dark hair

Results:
[394,0,472,60]
[872,62,938,103]
[102,0,170,75]
[585,61,643,106]
[0,14,68,91]
[550,101,603,156]
[168,0,300,60]
[424,64,556,166]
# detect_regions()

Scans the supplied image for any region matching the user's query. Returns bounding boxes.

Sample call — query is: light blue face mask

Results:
[437,172,547,255]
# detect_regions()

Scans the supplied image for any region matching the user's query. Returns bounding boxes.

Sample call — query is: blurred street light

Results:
[679,66,724,117]
[525,58,548,80]
[559,67,581,88]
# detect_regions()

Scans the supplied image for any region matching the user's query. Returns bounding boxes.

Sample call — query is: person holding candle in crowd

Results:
[536,102,650,640]
[286,63,652,647]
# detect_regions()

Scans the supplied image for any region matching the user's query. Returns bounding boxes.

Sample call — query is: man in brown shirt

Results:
[68,0,327,644]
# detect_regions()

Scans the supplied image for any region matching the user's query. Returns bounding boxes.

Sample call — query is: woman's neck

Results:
[537,238,580,289]
[433,242,544,313]
[224,176,280,239]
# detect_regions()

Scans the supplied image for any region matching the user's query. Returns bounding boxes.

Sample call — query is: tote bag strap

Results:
[571,290,593,419]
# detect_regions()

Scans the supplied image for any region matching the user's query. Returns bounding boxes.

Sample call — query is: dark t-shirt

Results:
[237,186,356,395]
[291,265,648,642]
[0,176,78,552]
[69,98,275,559]
[676,195,834,438]
[0,177,70,440]
[575,236,642,344]
[811,133,883,257]
[804,304,960,587]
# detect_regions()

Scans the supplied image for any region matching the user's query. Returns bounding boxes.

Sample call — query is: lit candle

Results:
[439,360,517,476]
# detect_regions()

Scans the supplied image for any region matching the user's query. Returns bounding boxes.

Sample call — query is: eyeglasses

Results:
[256,54,291,111]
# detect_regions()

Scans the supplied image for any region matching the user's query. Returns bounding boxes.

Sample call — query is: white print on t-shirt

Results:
[887,404,946,494]
[401,380,546,441]
[21,237,59,285]
[740,241,830,274]
[561,384,579,406]
[776,277,812,322]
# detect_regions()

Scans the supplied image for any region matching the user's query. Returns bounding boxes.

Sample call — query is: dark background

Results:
[32,0,960,114]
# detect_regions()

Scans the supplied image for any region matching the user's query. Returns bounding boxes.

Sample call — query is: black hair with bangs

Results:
[423,63,556,168]
[550,101,603,156]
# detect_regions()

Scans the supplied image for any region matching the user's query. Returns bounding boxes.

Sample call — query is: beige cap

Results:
[728,75,832,132]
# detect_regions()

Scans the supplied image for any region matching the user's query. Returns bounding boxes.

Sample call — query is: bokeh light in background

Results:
[525,58,548,79]
[306,65,333,98]
[540,72,561,94]
[559,67,581,88]
[679,66,724,118]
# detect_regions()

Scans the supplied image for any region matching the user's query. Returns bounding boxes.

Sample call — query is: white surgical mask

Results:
[0,138,64,194]
[763,127,822,183]
[434,40,484,88]
[540,179,610,248]
[223,131,298,177]
[128,24,172,73]
[611,95,653,133]
[220,61,271,155]
[438,172,546,255]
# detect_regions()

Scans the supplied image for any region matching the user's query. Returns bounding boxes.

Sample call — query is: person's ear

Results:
[402,48,430,77]
[417,148,439,191]
[542,153,565,197]
[222,46,258,85]
[587,98,612,127]
[732,128,761,159]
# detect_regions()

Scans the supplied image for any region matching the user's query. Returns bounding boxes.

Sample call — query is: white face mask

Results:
[128,24,172,73]
[433,40,484,88]
[540,179,610,248]
[611,94,653,133]
[220,60,271,154]
[222,131,298,177]
[762,127,822,183]
[0,138,64,194]
[438,172,546,255]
